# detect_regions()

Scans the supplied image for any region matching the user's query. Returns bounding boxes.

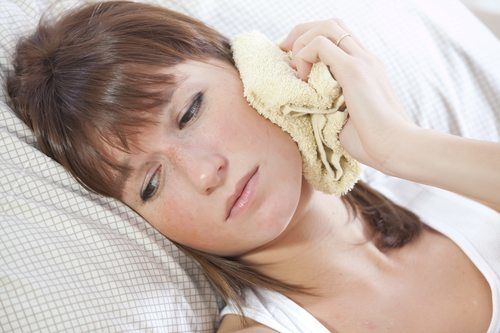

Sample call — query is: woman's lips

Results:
[225,166,259,221]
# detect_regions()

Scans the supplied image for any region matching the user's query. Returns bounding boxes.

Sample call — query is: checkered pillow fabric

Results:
[1,0,499,331]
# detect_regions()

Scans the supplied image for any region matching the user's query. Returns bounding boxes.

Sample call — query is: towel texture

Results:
[230,31,361,196]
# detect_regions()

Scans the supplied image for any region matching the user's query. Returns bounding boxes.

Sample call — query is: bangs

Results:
[83,64,185,197]
[5,0,235,200]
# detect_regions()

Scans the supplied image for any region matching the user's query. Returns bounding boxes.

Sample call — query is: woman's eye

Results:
[139,92,204,202]
[141,166,161,202]
[179,91,203,129]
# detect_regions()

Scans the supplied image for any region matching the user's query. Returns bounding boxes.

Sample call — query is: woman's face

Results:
[118,57,304,257]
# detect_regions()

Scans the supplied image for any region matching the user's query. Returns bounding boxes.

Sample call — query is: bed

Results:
[1,0,499,331]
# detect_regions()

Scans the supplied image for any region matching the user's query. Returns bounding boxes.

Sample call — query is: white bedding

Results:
[1,0,499,331]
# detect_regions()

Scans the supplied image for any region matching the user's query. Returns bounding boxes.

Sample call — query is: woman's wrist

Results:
[379,125,424,178]
[373,123,422,177]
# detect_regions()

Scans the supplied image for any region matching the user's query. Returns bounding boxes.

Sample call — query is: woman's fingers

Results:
[335,18,367,51]
[278,18,367,81]
[293,35,350,81]
[281,18,363,56]
[278,21,320,51]
[276,18,419,170]
[290,20,360,58]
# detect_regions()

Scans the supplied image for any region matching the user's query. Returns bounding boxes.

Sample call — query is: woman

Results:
[4,1,498,332]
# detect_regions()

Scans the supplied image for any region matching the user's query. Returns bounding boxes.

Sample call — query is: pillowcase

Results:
[0,1,223,332]
[1,0,499,331]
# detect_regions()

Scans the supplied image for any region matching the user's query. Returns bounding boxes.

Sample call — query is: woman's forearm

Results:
[382,127,500,212]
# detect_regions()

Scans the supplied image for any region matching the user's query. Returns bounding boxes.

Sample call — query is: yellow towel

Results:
[230,31,361,196]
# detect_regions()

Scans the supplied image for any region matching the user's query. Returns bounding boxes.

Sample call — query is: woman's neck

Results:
[237,177,398,298]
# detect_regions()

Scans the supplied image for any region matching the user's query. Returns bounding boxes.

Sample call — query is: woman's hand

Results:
[279,19,500,211]
[278,18,419,173]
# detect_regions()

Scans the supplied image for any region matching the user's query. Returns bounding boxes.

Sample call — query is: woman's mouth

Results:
[226,166,259,222]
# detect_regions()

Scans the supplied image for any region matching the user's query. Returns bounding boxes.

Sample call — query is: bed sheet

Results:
[1,0,499,331]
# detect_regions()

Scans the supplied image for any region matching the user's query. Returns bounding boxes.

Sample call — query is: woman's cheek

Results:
[165,211,213,249]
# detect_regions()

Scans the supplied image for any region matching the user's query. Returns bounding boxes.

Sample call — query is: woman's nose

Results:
[179,146,227,195]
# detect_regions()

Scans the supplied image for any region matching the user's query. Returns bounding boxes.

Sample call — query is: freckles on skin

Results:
[180,214,203,244]
[156,198,222,251]
[143,192,190,244]
[168,217,204,248]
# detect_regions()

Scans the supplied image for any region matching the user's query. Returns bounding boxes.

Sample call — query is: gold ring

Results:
[336,33,352,47]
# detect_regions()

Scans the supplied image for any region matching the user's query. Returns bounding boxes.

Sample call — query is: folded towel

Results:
[230,31,361,196]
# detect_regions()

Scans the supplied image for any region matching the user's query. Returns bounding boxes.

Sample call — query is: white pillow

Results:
[0,1,223,332]
[1,0,499,331]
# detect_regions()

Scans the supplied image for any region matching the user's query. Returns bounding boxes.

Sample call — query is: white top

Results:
[218,177,500,333]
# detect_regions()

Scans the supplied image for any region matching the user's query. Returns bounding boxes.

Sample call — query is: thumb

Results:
[339,117,366,162]
[339,117,382,170]
[339,117,357,151]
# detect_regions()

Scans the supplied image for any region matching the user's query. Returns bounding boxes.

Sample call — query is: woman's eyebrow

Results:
[118,90,183,185]
[117,75,192,194]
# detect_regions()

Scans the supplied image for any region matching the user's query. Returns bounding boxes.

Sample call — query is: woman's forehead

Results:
[163,57,234,79]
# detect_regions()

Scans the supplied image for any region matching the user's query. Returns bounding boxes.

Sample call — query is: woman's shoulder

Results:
[217,314,278,333]
[217,287,279,332]
[218,286,332,333]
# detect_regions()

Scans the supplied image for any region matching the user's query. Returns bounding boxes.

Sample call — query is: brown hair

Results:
[3,0,423,328]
